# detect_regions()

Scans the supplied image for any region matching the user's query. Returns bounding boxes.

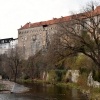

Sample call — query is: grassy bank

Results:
[56,82,100,100]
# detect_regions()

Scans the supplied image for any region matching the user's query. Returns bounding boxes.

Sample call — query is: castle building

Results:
[18,16,72,59]
[0,38,18,54]
[18,6,100,59]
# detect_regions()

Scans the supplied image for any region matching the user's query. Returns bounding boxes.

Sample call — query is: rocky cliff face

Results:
[42,70,100,88]
[65,70,80,83]
[42,70,80,83]
[87,72,100,88]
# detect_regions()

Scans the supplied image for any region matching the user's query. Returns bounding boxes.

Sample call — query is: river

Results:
[0,82,88,100]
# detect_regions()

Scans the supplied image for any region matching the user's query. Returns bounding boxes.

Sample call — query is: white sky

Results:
[0,0,99,39]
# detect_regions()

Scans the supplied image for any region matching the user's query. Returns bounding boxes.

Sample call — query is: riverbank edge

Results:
[0,83,11,93]
[55,82,100,100]
[56,83,100,100]
[18,79,100,100]
[0,80,30,93]
[0,80,14,93]
[1,79,100,100]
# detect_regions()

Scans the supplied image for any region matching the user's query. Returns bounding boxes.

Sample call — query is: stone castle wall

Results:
[18,23,58,59]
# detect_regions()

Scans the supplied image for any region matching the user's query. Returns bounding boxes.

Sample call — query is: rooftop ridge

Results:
[19,6,100,30]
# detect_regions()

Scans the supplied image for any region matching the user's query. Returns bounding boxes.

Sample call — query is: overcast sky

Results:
[0,0,99,39]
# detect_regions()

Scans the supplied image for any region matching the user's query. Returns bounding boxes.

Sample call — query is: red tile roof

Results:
[19,16,71,30]
[19,6,100,30]
[94,6,100,13]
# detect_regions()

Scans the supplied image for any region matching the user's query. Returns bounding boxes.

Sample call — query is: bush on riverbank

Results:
[46,70,58,84]
[92,69,100,82]
[46,69,67,84]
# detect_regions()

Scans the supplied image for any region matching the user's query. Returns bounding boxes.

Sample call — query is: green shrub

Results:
[55,70,66,82]
[92,69,100,82]
[47,70,66,83]
[79,67,90,76]
[24,75,30,80]
[47,70,58,84]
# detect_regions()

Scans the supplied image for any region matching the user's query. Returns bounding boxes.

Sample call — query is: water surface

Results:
[0,83,88,100]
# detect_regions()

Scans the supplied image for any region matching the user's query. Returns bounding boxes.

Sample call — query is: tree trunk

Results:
[14,73,17,82]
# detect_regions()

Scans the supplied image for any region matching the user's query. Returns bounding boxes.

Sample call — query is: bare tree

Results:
[53,2,100,69]
[7,46,22,82]
[21,50,47,79]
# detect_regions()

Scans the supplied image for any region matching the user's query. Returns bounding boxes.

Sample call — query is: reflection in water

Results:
[0,83,88,100]
[72,88,78,98]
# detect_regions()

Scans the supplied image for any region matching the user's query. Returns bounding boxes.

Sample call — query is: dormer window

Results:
[43,25,48,28]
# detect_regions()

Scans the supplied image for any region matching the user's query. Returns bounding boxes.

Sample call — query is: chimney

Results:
[29,22,31,27]
[53,18,57,20]
[92,5,94,11]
